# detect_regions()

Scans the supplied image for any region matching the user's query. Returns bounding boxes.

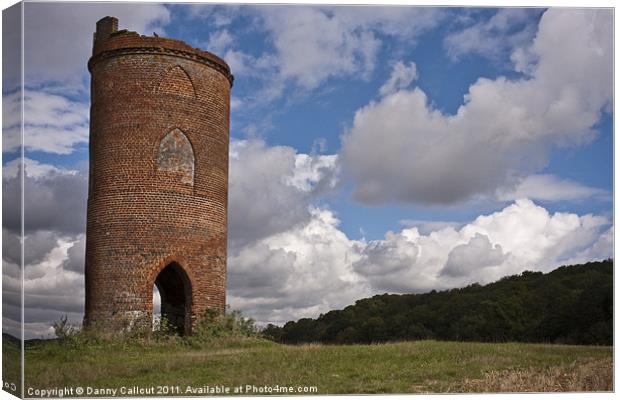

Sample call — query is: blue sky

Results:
[153,5,608,239]
[2,3,614,337]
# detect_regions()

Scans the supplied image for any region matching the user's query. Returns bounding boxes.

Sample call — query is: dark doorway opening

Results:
[153,262,192,335]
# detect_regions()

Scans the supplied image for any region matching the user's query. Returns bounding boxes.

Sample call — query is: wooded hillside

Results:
[264,260,613,345]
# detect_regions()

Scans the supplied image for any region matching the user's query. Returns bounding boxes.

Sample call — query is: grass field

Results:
[2,336,21,397]
[6,337,611,395]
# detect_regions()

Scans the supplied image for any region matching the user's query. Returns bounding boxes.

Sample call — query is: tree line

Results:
[263,260,612,345]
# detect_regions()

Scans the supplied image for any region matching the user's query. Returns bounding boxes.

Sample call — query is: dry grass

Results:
[448,357,613,393]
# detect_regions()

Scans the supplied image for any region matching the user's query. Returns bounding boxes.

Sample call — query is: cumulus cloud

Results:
[229,244,297,300]
[63,234,86,274]
[341,9,612,205]
[257,6,380,89]
[228,208,371,325]
[442,233,505,278]
[496,174,610,202]
[352,230,420,291]
[224,139,360,325]
[3,235,84,339]
[565,226,613,266]
[379,61,418,97]
[444,8,542,62]
[209,6,443,104]
[3,229,62,267]
[3,157,78,180]
[3,159,88,234]
[23,2,170,86]
[353,199,611,294]
[2,159,86,338]
[228,139,339,246]
[288,153,339,194]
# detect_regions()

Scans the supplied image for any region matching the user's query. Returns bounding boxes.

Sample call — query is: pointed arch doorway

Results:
[153,262,192,335]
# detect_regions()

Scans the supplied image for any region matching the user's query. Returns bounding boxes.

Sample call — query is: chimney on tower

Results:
[93,16,118,52]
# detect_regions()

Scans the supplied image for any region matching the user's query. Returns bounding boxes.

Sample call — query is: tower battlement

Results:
[89,16,233,86]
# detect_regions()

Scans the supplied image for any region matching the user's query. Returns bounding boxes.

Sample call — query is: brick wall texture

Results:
[84,17,232,334]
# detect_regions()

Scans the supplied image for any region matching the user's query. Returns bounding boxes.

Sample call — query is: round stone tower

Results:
[84,16,233,334]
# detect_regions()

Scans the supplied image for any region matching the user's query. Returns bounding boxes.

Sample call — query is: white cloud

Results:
[444,8,542,63]
[63,234,86,273]
[230,97,243,111]
[185,4,240,27]
[379,61,418,97]
[212,5,443,105]
[331,6,445,39]
[3,90,89,155]
[3,157,77,180]
[353,199,611,294]
[258,6,443,90]
[2,90,21,154]
[341,9,612,205]
[565,226,613,266]
[354,230,420,280]
[3,234,84,339]
[259,7,381,89]
[3,160,88,234]
[228,139,311,246]
[1,158,87,338]
[228,139,339,246]
[226,140,355,324]
[2,140,341,335]
[229,208,371,325]
[287,153,339,193]
[399,219,462,235]
[496,174,609,202]
[442,233,505,278]
[223,50,247,75]
[24,2,170,86]
[3,229,66,267]
[206,29,234,54]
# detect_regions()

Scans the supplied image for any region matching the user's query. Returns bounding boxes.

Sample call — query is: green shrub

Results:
[186,307,259,346]
[52,315,78,342]
[51,307,262,349]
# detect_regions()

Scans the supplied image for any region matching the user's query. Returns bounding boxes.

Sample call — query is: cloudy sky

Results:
[2,2,613,339]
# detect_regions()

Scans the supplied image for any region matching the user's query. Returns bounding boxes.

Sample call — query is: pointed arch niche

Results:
[157,65,196,98]
[157,128,195,185]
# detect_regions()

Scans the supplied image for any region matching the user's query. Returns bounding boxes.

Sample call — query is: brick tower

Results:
[84,17,233,334]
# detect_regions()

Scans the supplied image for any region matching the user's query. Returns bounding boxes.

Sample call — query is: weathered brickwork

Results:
[84,16,232,334]
[158,66,197,98]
